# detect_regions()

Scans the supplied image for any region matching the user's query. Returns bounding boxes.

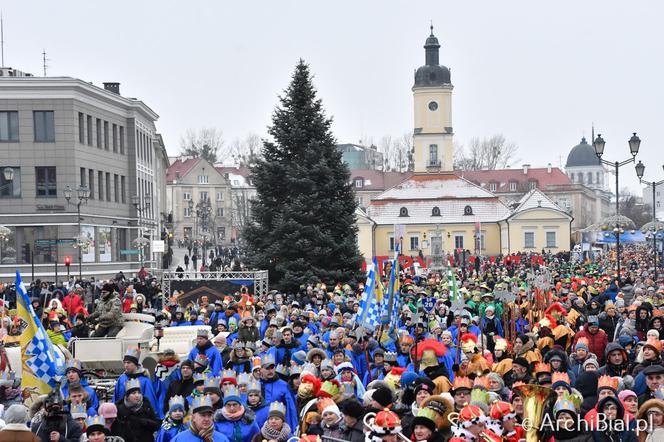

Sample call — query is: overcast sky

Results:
[4,1,663,193]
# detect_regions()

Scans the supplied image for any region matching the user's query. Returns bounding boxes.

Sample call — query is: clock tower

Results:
[412,27,454,173]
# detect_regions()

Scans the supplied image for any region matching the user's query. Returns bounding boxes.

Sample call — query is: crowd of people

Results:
[0,244,662,442]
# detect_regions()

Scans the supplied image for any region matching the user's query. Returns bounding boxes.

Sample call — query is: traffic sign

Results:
[120,249,140,255]
[423,296,436,313]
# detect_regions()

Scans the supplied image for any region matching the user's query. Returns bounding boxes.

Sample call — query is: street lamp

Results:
[593,132,641,283]
[64,185,90,280]
[635,160,664,282]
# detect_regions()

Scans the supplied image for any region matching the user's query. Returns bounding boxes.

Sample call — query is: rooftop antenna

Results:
[42,49,49,76]
[1,13,4,67]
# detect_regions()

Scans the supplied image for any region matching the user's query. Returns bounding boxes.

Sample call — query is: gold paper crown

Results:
[534,362,551,374]
[472,376,490,390]
[597,375,619,391]
[552,372,571,385]
[452,376,473,391]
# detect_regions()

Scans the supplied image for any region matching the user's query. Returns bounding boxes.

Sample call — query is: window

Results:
[432,206,441,216]
[454,234,464,249]
[0,167,20,197]
[429,144,438,165]
[198,175,209,184]
[121,176,126,203]
[546,231,556,248]
[529,181,537,190]
[354,178,364,188]
[217,227,226,241]
[0,111,19,142]
[96,118,102,148]
[399,207,409,217]
[587,172,593,184]
[33,111,55,142]
[113,175,119,203]
[410,236,419,250]
[524,231,535,248]
[88,170,94,199]
[216,207,224,217]
[479,233,486,250]
[464,205,473,215]
[103,121,109,150]
[105,173,110,201]
[184,207,192,217]
[183,192,191,201]
[112,124,118,152]
[509,181,517,192]
[489,182,497,192]
[87,115,93,146]
[389,237,395,251]
[119,126,125,154]
[200,191,208,201]
[35,166,57,197]
[98,171,103,200]
[78,113,85,144]
[216,191,223,201]
[80,168,86,188]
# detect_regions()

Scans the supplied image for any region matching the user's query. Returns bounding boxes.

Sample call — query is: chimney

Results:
[103,82,120,95]
[547,163,552,174]
[522,164,530,175]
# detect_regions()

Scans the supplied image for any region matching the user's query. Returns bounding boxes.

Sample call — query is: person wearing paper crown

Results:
[258,352,298,432]
[187,373,209,406]
[115,378,161,442]
[450,403,502,442]
[540,394,593,442]
[244,379,269,431]
[487,401,524,442]
[156,395,188,442]
[172,395,230,442]
[456,333,490,378]
[84,415,125,442]
[188,329,223,376]
[61,359,100,414]
[213,385,260,442]
[113,348,161,418]
[250,401,292,442]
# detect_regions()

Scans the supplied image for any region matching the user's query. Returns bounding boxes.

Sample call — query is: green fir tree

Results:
[244,60,363,291]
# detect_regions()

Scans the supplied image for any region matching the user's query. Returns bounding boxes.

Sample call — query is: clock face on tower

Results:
[428,101,438,111]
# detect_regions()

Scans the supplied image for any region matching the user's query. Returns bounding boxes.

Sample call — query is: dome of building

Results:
[566,137,600,168]
[414,26,451,88]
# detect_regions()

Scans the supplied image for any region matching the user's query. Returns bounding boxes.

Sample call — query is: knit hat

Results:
[3,404,29,424]
[322,401,342,419]
[98,402,118,419]
[618,390,637,402]
[583,358,600,371]
[372,386,394,408]
[513,357,530,370]
[574,341,589,353]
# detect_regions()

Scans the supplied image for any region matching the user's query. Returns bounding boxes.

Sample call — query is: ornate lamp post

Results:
[635,160,664,282]
[593,132,641,282]
[64,185,90,279]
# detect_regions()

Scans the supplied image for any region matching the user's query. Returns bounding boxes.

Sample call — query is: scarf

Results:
[124,396,143,412]
[260,421,291,442]
[220,405,245,422]
[190,420,214,442]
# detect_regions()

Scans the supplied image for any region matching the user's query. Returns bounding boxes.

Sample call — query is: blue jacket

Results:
[172,428,229,442]
[250,405,269,430]
[61,379,99,411]
[156,419,187,442]
[350,350,370,382]
[188,342,223,376]
[113,371,161,417]
[262,376,298,432]
[214,413,260,442]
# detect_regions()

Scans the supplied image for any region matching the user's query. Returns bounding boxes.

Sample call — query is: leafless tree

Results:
[179,128,224,164]
[377,131,413,172]
[226,133,263,166]
[231,191,254,242]
[619,187,651,228]
[454,134,519,170]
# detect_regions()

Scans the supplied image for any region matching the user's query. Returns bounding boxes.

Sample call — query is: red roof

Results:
[215,165,252,179]
[166,158,200,184]
[458,167,571,193]
[350,169,412,191]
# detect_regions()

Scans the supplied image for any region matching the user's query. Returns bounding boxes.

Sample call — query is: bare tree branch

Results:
[179,127,225,164]
[454,133,519,170]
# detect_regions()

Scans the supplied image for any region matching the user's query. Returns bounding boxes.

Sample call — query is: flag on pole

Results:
[16,270,64,393]
[386,246,401,336]
[356,258,381,331]
[448,267,459,301]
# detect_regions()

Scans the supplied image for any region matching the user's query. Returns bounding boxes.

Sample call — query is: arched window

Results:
[399,207,409,217]
[464,205,473,216]
[432,207,441,216]
[577,173,583,184]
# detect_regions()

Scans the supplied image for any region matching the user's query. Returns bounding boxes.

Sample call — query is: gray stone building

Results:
[0,74,169,281]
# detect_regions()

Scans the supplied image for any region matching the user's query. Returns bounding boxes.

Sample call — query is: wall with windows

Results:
[502,208,571,254]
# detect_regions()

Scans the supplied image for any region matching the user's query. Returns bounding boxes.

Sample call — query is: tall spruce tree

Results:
[244,60,363,291]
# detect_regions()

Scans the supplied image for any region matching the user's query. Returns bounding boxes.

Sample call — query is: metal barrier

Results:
[161,269,269,299]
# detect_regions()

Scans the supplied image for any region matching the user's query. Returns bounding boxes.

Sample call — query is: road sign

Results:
[423,296,436,313]
[152,240,165,253]
[120,249,140,255]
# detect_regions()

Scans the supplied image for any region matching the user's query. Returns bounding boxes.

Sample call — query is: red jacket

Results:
[573,328,608,364]
[62,293,84,317]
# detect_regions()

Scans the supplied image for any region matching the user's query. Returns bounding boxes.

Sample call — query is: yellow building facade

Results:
[357,28,572,263]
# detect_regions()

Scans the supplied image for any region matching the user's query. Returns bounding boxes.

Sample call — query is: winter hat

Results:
[372,386,394,408]
[618,390,637,402]
[400,371,418,388]
[340,399,364,420]
[322,401,342,419]
[574,341,589,353]
[513,357,530,370]
[98,402,118,419]
[4,404,28,424]
[583,358,600,371]
[268,402,286,421]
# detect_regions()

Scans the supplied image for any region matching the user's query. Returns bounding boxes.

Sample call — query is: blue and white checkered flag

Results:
[356,258,381,331]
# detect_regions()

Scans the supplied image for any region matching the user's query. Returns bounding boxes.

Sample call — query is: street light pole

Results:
[635,160,664,283]
[593,132,641,284]
[64,185,90,280]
